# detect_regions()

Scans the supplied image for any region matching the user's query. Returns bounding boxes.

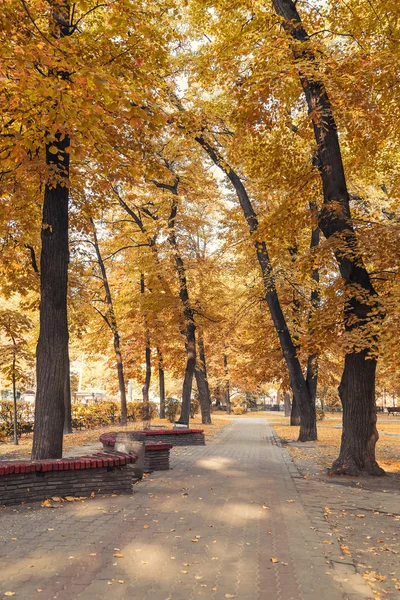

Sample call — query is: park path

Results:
[0,418,373,600]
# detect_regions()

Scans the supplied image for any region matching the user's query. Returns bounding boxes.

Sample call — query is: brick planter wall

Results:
[144,443,172,472]
[100,429,205,450]
[0,454,138,507]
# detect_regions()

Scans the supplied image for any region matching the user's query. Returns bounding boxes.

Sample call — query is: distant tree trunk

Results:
[180,323,196,425]
[165,190,195,425]
[305,215,320,408]
[158,348,166,419]
[91,219,127,425]
[32,0,71,463]
[64,353,72,434]
[141,274,152,425]
[195,332,212,424]
[283,391,291,417]
[246,391,257,410]
[223,353,231,414]
[195,136,316,442]
[320,386,327,412]
[272,0,384,474]
[11,350,18,446]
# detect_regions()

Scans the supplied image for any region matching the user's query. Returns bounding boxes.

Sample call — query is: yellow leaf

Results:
[271,557,279,563]
[5,593,16,597]
[143,524,150,529]
[48,146,58,154]
[113,553,124,558]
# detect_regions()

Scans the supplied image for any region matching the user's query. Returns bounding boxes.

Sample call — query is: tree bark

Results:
[195,135,316,441]
[332,352,383,475]
[32,135,70,460]
[223,353,231,414]
[194,332,212,424]
[91,219,127,425]
[63,352,72,434]
[290,394,300,426]
[157,348,166,419]
[272,0,383,474]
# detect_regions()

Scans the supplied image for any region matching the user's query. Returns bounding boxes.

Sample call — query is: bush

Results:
[72,401,119,429]
[165,398,181,423]
[127,401,158,423]
[232,406,245,415]
[0,399,159,441]
[0,401,35,440]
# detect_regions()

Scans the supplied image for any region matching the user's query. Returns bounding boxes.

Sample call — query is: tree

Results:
[271,0,384,474]
[0,310,34,445]
[89,218,128,424]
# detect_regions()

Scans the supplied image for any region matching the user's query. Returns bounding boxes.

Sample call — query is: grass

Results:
[267,413,400,474]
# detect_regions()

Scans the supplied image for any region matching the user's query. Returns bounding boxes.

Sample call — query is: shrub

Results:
[0,401,35,439]
[71,401,119,429]
[165,398,181,423]
[232,406,245,415]
[127,401,158,423]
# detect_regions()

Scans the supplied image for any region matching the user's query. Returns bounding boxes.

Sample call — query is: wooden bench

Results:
[387,407,400,416]
[0,451,139,507]
[100,428,205,449]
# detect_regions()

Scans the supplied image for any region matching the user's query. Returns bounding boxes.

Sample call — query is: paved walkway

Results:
[0,419,373,600]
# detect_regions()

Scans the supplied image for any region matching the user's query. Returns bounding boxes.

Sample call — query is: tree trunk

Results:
[141,274,152,425]
[195,135,316,442]
[63,352,72,434]
[32,136,70,460]
[283,391,291,417]
[305,211,320,407]
[12,360,18,446]
[290,394,300,426]
[195,333,212,424]
[166,189,196,425]
[223,353,231,414]
[114,332,127,425]
[180,323,196,425]
[331,352,384,475]
[158,348,166,419]
[91,219,127,425]
[272,0,383,474]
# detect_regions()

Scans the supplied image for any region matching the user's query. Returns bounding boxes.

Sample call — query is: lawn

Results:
[267,413,400,474]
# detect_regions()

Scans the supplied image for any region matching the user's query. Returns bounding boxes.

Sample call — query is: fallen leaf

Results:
[225,594,235,599]
[271,557,279,563]
[143,524,150,529]
[113,553,124,558]
[5,593,16,597]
